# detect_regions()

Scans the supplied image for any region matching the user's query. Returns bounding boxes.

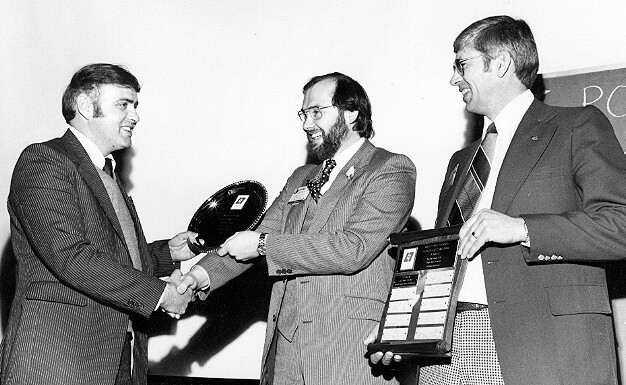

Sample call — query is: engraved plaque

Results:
[367,225,465,357]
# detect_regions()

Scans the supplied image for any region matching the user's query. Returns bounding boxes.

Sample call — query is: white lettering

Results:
[583,85,603,107]
[607,85,626,118]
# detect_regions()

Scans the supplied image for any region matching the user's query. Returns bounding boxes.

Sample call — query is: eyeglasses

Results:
[298,105,334,122]
[453,54,486,76]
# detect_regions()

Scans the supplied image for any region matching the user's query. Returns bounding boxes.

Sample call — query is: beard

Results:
[307,113,350,163]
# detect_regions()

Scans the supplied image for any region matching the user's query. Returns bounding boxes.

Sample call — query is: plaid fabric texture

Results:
[419,309,504,385]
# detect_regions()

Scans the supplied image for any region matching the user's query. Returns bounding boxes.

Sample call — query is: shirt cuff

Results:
[155,278,171,311]
[521,220,531,248]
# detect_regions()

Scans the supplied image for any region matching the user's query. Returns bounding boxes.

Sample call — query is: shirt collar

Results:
[487,89,534,141]
[332,137,365,170]
[68,126,115,170]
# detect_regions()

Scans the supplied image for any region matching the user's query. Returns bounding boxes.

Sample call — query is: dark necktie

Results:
[448,123,498,225]
[103,157,114,178]
[306,159,337,202]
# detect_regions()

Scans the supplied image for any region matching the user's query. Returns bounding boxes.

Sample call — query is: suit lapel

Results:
[283,166,318,234]
[61,131,128,247]
[492,100,558,213]
[307,140,376,234]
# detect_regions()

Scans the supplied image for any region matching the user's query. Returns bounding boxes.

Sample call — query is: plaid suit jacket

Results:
[197,140,416,384]
[1,130,177,385]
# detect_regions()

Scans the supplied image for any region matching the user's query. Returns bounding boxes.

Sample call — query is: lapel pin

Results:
[346,166,355,179]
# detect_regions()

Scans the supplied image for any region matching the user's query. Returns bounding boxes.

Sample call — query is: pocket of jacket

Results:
[345,296,386,321]
[25,281,88,307]
[545,284,611,316]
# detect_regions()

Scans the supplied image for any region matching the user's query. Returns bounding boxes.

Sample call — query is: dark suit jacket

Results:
[435,100,626,385]
[1,130,178,385]
[197,140,416,384]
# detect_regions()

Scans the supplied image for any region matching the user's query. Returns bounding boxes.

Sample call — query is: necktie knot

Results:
[481,123,498,164]
[103,158,114,178]
[306,159,336,202]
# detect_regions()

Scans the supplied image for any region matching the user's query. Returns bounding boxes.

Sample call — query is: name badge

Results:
[288,186,309,204]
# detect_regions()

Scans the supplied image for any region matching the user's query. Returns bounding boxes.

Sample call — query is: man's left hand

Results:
[217,231,262,261]
[169,231,200,261]
[457,209,527,260]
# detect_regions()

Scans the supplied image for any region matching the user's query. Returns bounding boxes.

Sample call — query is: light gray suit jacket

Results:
[198,140,416,384]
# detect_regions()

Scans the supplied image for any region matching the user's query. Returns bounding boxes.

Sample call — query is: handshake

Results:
[159,269,202,319]
[156,229,261,319]
[156,230,208,319]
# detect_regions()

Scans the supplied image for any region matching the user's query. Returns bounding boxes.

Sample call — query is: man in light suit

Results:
[1,63,196,385]
[178,72,416,384]
[370,15,626,385]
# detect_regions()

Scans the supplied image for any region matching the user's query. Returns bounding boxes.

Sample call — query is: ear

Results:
[495,51,513,78]
[344,110,359,127]
[76,93,94,120]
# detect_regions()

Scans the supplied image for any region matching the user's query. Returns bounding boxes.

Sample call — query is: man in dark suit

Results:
[370,16,626,385]
[177,72,416,384]
[1,63,197,385]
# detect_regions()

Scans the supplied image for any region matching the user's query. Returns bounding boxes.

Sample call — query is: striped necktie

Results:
[448,123,498,225]
[306,159,337,202]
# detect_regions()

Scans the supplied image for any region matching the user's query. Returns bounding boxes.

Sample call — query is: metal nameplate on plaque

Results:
[187,180,268,254]
[367,225,465,357]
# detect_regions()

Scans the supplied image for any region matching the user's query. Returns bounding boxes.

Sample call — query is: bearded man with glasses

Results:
[177,72,416,385]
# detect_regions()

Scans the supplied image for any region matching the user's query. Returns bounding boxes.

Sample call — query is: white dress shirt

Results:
[458,89,535,304]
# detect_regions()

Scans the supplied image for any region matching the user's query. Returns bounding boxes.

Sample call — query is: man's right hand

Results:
[364,323,403,366]
[160,270,194,317]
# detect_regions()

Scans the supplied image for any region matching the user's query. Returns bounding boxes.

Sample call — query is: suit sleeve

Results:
[192,170,292,291]
[147,240,180,277]
[9,145,166,318]
[523,106,626,263]
[265,154,416,276]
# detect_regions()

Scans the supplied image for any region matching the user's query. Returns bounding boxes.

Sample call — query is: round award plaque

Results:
[187,180,268,254]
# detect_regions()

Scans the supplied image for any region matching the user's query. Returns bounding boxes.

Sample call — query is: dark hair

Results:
[453,15,539,89]
[303,72,374,138]
[62,63,141,123]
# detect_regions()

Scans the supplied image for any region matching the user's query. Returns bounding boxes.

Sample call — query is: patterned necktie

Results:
[306,159,337,202]
[448,123,498,225]
[103,157,114,178]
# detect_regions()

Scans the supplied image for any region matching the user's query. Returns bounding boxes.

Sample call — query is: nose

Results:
[128,107,140,124]
[450,68,462,86]
[302,113,315,131]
